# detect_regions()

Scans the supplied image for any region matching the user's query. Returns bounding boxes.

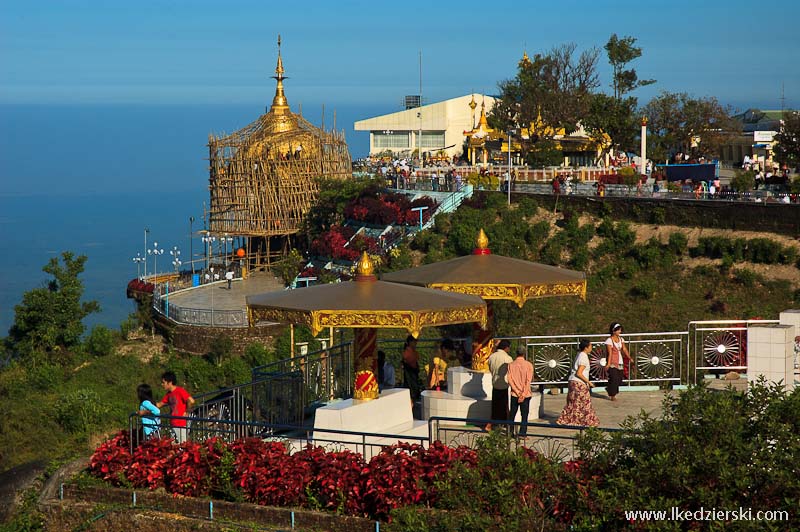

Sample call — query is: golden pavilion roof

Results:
[381,230,587,308]
[247,252,487,337]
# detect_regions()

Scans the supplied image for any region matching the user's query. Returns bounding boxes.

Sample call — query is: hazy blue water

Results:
[0,103,392,335]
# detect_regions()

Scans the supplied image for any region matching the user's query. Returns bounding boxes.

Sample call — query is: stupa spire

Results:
[270,34,290,115]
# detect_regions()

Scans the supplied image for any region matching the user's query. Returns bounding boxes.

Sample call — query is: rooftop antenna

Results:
[418,50,423,166]
[780,82,785,112]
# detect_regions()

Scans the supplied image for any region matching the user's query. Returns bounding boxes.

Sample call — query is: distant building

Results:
[354,93,496,161]
[719,109,788,169]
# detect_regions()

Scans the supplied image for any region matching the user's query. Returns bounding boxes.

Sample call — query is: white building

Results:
[354,93,496,160]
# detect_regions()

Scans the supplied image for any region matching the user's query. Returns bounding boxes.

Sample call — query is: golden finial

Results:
[270,34,289,115]
[468,94,477,111]
[476,229,489,250]
[356,251,375,277]
[641,115,648,127]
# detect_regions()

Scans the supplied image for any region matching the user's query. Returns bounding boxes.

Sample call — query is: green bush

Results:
[244,342,275,368]
[54,389,109,434]
[27,362,64,390]
[570,248,590,270]
[575,381,800,529]
[85,325,117,357]
[119,313,140,340]
[629,278,657,300]
[525,221,551,247]
[733,268,759,287]
[517,196,539,217]
[650,207,666,224]
[667,232,688,256]
[730,169,756,192]
[746,238,783,264]
[207,336,234,367]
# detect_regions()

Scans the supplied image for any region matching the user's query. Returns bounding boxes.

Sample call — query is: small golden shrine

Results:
[207,36,352,269]
[463,96,505,166]
[247,252,488,385]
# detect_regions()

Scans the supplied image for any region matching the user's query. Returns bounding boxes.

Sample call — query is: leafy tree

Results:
[301,177,378,244]
[730,169,756,192]
[86,325,116,357]
[604,34,655,100]
[583,93,638,160]
[489,43,600,160]
[643,91,740,162]
[7,252,99,359]
[773,109,800,170]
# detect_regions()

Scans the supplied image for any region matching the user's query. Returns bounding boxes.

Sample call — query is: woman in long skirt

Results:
[557,338,599,427]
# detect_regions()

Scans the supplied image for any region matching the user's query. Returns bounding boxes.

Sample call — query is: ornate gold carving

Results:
[431,281,587,308]
[251,305,488,337]
[471,341,494,372]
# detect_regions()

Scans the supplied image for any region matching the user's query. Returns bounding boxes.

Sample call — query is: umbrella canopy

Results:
[247,253,487,337]
[381,229,586,307]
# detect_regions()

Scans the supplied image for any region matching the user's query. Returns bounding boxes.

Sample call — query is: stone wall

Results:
[47,484,377,532]
[520,194,800,236]
[154,314,285,355]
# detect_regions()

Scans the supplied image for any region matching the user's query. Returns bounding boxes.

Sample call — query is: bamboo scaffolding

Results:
[206,40,351,268]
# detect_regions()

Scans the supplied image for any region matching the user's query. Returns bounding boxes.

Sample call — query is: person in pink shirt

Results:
[507,345,534,437]
[156,371,195,443]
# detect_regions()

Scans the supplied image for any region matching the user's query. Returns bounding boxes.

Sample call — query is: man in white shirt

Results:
[486,339,513,431]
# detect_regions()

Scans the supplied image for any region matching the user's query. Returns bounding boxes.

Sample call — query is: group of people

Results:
[392,336,460,401]
[484,322,631,435]
[135,371,195,443]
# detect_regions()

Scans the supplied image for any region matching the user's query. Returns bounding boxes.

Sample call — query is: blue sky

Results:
[2,0,798,111]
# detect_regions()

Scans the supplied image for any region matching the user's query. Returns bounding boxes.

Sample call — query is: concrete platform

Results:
[167,272,284,311]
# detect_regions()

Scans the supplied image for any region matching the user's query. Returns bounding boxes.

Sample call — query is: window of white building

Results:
[420,131,445,148]
[374,131,410,148]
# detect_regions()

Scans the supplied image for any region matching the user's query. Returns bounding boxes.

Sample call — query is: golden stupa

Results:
[207,35,352,267]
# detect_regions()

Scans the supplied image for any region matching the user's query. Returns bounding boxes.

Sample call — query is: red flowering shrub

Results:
[310,226,355,260]
[415,441,477,502]
[305,448,367,515]
[361,443,426,520]
[88,430,131,486]
[126,437,176,490]
[165,438,227,497]
[228,439,290,505]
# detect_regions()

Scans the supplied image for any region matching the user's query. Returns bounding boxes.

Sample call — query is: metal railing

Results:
[128,413,427,459]
[427,416,622,461]
[252,342,354,423]
[495,332,687,387]
[688,319,779,384]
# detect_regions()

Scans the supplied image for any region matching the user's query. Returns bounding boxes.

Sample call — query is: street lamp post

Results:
[170,246,182,273]
[202,235,216,270]
[189,217,195,274]
[507,129,513,205]
[144,228,150,278]
[147,241,164,281]
[221,234,233,267]
[209,266,215,326]
[132,253,145,279]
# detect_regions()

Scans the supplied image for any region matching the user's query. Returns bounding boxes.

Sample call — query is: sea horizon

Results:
[0,102,395,337]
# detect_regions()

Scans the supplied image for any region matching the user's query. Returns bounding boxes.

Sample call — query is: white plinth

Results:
[447,366,493,398]
[312,388,428,458]
[748,323,795,391]
[422,390,543,426]
[422,366,543,424]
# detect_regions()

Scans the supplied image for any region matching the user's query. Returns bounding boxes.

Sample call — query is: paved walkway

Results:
[539,388,670,428]
[435,389,673,458]
[166,272,284,311]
